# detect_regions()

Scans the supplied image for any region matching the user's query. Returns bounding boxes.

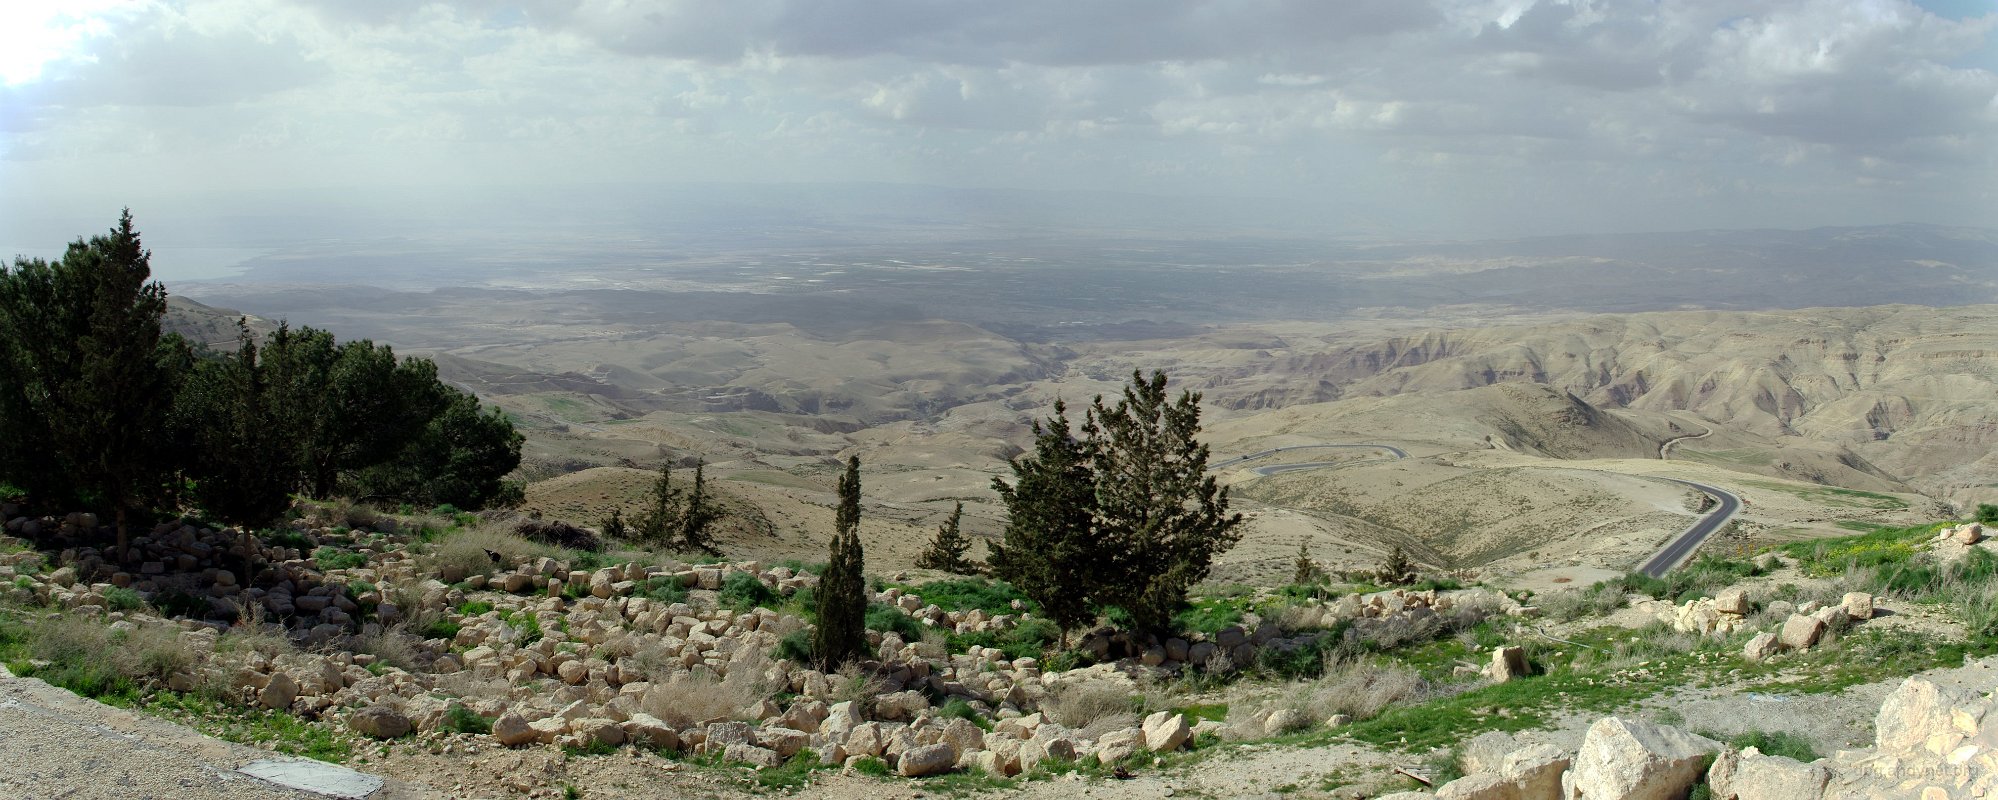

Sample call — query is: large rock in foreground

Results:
[1563,717,1719,800]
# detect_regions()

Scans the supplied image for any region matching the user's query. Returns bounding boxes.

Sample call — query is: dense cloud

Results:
[1,0,1992,237]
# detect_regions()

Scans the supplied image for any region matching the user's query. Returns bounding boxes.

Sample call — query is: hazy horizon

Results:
[3,0,1995,279]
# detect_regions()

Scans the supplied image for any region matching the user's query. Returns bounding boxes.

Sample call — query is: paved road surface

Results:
[1216,441,1740,578]
[1636,479,1743,578]
[0,665,425,800]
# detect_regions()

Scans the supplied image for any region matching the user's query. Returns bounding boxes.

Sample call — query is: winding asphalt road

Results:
[1635,478,1743,578]
[1216,442,1741,577]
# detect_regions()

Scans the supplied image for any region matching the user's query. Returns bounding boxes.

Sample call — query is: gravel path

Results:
[0,666,430,800]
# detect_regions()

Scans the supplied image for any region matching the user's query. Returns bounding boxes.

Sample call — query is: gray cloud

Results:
[1,0,1991,238]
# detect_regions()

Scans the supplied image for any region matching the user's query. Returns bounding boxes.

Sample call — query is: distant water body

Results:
[0,245,265,283]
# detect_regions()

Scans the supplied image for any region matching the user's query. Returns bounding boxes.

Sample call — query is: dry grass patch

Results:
[1045,682,1136,734]
[638,647,779,728]
[426,524,561,580]
[1232,656,1429,739]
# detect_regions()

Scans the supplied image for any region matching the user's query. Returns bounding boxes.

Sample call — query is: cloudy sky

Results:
[1,0,1994,247]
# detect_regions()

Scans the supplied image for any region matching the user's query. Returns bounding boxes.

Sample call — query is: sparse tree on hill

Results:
[1090,370,1244,634]
[633,460,683,543]
[0,210,186,556]
[989,401,1101,636]
[600,507,629,540]
[1292,541,1326,586]
[351,387,524,509]
[1376,545,1418,586]
[676,459,722,555]
[814,456,869,671]
[916,501,976,574]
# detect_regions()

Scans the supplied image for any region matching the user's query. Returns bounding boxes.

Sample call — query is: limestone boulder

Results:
[493,712,536,746]
[1875,677,1967,754]
[898,743,956,777]
[349,705,412,739]
[1714,588,1749,615]
[1742,632,1780,662]
[1141,710,1191,752]
[1779,614,1825,651]
[1706,748,1830,800]
[1563,717,1719,800]
[1490,646,1530,683]
[1841,592,1874,621]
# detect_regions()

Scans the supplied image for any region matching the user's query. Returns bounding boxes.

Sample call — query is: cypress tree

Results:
[814,456,868,671]
[0,211,184,555]
[915,501,975,574]
[633,461,683,543]
[989,401,1100,636]
[1089,370,1244,635]
[676,459,722,555]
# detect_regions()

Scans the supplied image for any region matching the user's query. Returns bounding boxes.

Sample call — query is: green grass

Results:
[897,578,1035,616]
[1742,480,1908,510]
[456,600,493,616]
[865,603,927,641]
[421,619,462,641]
[944,617,1059,661]
[754,750,834,790]
[634,576,689,605]
[1705,729,1819,762]
[561,739,618,757]
[849,756,892,777]
[1616,553,1771,603]
[148,692,353,763]
[1780,522,1947,578]
[103,586,145,612]
[311,546,368,571]
[1172,595,1247,635]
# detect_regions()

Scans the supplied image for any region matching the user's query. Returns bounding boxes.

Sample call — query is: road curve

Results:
[1210,443,1409,472]
[1636,478,1743,578]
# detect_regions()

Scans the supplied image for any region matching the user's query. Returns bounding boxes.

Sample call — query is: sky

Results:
[1,0,1995,251]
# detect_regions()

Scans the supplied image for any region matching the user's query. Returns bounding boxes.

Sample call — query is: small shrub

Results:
[1709,729,1819,762]
[1044,683,1136,732]
[719,572,778,612]
[939,698,987,728]
[904,578,1034,615]
[515,518,601,552]
[850,756,891,777]
[104,586,146,612]
[638,652,778,729]
[457,600,493,616]
[421,619,462,641]
[312,547,368,571]
[635,576,688,604]
[864,604,926,641]
[775,630,814,665]
[780,559,825,576]
[1540,581,1629,622]
[443,705,493,735]
[263,529,312,550]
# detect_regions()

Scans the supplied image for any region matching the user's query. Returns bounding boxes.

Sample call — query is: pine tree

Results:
[174,320,295,527]
[632,461,682,542]
[1292,541,1326,586]
[915,501,976,574]
[0,211,184,556]
[676,459,722,555]
[988,401,1101,636]
[814,456,869,671]
[1089,370,1244,634]
[1376,545,1417,586]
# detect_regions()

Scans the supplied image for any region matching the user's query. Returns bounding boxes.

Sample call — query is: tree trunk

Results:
[114,505,129,563]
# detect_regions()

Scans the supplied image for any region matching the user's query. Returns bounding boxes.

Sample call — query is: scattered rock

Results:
[1141,710,1191,752]
[1779,614,1825,651]
[348,705,412,739]
[1489,645,1529,683]
[1563,717,1719,800]
[898,743,955,777]
[493,713,536,746]
[1742,632,1780,662]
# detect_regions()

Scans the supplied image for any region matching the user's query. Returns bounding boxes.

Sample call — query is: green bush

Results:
[635,576,689,604]
[1711,729,1818,762]
[865,603,927,641]
[264,530,312,550]
[780,559,826,576]
[719,572,778,612]
[949,616,1062,661]
[104,586,146,612]
[1172,595,1246,635]
[457,600,493,616]
[850,756,892,777]
[421,619,461,641]
[1256,635,1336,680]
[776,630,814,664]
[939,698,990,729]
[151,590,208,619]
[1977,504,1998,525]
[311,546,368,571]
[905,578,1035,616]
[443,705,493,735]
